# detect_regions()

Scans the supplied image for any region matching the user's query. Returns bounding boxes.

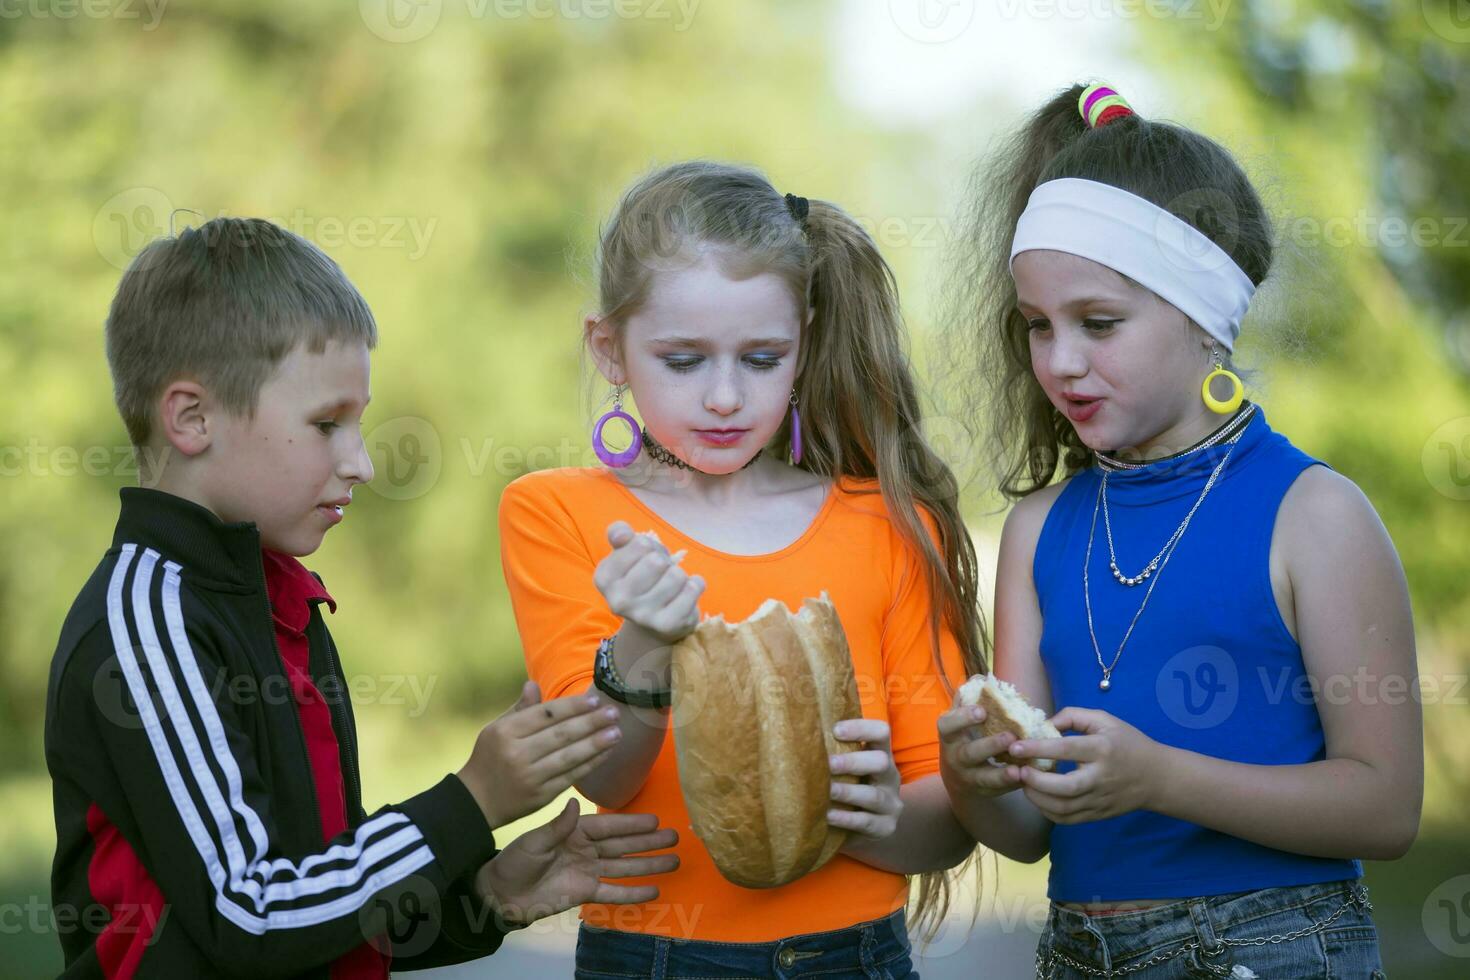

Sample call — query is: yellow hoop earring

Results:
[1202,360,1244,414]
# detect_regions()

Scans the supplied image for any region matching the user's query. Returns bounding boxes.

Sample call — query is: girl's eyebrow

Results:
[1059,295,1126,309]
[648,336,795,348]
[1016,295,1125,315]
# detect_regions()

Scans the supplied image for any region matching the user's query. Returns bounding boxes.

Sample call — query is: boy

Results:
[45,217,677,977]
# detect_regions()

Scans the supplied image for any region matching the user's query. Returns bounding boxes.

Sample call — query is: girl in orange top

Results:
[497,161,988,976]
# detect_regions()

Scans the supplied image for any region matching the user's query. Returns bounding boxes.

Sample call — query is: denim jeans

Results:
[573,908,917,979]
[1036,879,1386,979]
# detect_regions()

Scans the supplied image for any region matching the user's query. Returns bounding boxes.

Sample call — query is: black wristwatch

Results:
[592,636,673,708]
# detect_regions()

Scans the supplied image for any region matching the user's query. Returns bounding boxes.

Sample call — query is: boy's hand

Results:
[457,681,623,829]
[828,719,903,843]
[937,702,1024,800]
[474,798,680,926]
[594,522,704,645]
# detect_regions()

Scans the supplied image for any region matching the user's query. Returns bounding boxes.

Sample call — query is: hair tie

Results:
[784,193,810,226]
[1078,83,1134,129]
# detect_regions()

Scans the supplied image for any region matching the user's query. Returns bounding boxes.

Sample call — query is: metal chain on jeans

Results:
[1034,885,1372,979]
[1037,939,1203,979]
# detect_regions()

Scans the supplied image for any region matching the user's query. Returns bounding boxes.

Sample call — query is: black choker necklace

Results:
[642,429,764,472]
[1095,402,1255,473]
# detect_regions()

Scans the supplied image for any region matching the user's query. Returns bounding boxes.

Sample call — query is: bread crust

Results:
[958,674,1060,772]
[671,593,862,888]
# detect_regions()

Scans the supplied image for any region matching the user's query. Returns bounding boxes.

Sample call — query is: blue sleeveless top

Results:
[1033,405,1362,901]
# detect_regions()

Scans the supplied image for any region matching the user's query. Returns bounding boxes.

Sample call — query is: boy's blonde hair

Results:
[105,217,378,448]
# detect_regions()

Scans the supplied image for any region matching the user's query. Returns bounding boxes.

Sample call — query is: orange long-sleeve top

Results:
[496,466,968,943]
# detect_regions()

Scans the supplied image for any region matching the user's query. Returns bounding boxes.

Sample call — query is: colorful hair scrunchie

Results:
[1079,83,1134,129]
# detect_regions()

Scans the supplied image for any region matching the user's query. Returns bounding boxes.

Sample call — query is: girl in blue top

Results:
[937,83,1421,978]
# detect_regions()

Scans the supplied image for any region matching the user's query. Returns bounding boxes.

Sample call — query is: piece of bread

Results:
[670,592,862,889]
[957,673,1060,771]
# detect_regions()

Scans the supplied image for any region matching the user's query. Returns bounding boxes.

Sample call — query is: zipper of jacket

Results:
[252,551,325,842]
[319,624,362,817]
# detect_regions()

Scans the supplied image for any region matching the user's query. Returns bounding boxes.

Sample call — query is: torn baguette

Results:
[957,673,1060,771]
[670,592,862,889]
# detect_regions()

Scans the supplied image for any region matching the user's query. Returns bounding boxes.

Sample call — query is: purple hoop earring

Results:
[788,392,803,466]
[593,386,643,468]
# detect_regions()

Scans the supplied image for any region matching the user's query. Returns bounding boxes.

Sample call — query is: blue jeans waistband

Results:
[1041,878,1374,975]
[575,907,914,979]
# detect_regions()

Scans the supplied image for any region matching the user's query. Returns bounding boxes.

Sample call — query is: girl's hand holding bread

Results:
[939,673,1061,801]
[827,718,903,842]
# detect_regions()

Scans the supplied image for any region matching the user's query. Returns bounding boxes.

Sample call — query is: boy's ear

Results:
[585,314,624,386]
[158,380,213,457]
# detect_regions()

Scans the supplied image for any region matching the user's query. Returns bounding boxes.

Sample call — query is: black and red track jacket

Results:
[45,487,515,978]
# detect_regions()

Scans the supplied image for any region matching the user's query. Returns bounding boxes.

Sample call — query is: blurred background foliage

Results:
[1,0,1466,975]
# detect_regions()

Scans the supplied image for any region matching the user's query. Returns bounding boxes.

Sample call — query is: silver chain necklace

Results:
[1094,403,1254,473]
[1084,418,1250,692]
[1099,404,1255,586]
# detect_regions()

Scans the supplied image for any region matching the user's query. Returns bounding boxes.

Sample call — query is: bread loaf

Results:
[671,592,862,889]
[957,673,1061,771]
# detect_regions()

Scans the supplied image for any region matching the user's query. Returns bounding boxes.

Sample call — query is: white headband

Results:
[1009,177,1255,351]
